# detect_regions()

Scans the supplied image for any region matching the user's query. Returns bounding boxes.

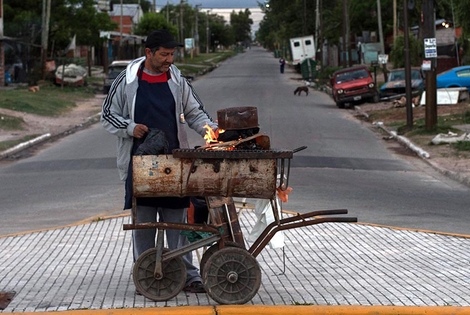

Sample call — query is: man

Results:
[279,57,285,73]
[101,29,218,294]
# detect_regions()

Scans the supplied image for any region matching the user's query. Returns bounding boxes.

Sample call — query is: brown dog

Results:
[294,86,309,96]
[28,86,40,93]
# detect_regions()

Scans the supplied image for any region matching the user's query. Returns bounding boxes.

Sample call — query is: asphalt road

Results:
[1,46,469,236]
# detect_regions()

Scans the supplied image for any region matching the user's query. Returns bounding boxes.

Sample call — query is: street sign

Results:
[378,54,388,64]
[424,38,437,58]
[421,60,431,71]
[185,38,194,50]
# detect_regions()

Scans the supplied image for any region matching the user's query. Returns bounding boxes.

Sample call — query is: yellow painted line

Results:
[8,305,470,315]
[217,305,470,315]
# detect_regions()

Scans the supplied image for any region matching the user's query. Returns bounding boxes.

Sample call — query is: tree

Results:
[4,0,116,55]
[133,13,176,36]
[230,9,253,44]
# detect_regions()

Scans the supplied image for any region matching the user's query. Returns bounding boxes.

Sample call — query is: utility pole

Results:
[119,0,123,59]
[0,0,5,87]
[179,0,185,62]
[41,0,51,80]
[422,0,437,130]
[302,0,307,35]
[393,0,397,39]
[195,4,201,55]
[206,10,210,53]
[377,0,384,54]
[403,0,413,130]
[315,0,320,54]
[341,0,347,67]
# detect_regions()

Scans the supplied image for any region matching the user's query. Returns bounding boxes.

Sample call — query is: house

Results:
[108,4,143,35]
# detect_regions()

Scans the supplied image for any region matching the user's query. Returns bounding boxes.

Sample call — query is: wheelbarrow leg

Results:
[154,229,164,278]
[205,196,245,247]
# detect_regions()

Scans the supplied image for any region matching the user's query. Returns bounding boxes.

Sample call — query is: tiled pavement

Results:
[1,210,470,313]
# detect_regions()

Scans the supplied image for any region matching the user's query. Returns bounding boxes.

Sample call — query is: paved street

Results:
[1,208,469,313]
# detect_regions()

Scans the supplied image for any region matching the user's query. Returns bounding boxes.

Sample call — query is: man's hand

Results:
[133,124,149,139]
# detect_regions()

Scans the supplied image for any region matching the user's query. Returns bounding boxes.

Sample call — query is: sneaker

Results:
[183,281,206,293]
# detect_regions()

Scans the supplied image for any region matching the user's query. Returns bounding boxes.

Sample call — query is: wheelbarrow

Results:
[123,146,357,304]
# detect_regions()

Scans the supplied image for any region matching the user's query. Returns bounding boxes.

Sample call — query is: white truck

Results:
[289,35,316,66]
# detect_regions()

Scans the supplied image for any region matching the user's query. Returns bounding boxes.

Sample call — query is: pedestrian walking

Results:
[279,57,286,73]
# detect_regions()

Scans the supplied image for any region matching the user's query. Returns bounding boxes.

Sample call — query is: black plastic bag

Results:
[134,128,169,155]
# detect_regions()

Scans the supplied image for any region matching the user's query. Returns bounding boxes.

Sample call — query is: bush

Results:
[390,34,423,68]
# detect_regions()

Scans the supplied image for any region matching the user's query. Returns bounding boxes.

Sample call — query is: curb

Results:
[7,305,470,315]
[0,112,101,160]
[354,105,470,188]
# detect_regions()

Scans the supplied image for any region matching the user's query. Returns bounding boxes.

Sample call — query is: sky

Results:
[157,0,265,34]
[158,1,262,9]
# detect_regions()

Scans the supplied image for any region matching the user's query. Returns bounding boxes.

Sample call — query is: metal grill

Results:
[172,148,294,159]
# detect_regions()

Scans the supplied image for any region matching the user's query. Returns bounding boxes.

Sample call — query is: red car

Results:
[330,66,379,108]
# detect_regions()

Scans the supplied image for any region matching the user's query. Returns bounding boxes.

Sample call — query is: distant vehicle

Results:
[436,65,470,90]
[55,64,87,87]
[103,60,131,94]
[379,68,424,101]
[330,65,378,108]
[289,35,315,67]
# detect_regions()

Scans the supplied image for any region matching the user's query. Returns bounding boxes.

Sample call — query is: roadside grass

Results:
[0,83,95,117]
[395,111,470,153]
[0,81,96,152]
[0,114,25,131]
[365,103,470,154]
[176,50,236,77]
[0,51,237,153]
[453,141,470,151]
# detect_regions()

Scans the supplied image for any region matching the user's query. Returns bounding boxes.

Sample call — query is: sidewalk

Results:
[1,207,470,314]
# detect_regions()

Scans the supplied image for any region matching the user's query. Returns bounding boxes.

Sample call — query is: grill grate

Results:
[172,149,293,159]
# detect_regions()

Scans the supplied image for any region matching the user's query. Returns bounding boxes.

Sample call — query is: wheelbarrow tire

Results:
[133,247,186,301]
[200,241,243,277]
[203,247,261,305]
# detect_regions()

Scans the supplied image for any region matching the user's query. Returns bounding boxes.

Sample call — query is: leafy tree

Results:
[133,13,177,36]
[4,0,116,55]
[230,9,253,44]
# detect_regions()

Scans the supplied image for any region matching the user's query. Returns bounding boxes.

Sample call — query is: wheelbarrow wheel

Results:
[203,247,261,305]
[200,241,243,277]
[133,248,186,301]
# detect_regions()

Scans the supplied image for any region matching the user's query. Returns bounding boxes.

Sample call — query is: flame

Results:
[203,124,223,144]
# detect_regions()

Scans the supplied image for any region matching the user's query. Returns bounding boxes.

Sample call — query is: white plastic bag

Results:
[248,198,285,249]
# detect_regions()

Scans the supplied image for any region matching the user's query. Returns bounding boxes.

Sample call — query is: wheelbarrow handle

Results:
[292,146,307,153]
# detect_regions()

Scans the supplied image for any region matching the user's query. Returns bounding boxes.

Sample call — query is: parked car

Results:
[330,65,378,108]
[103,60,131,94]
[55,63,87,87]
[436,65,470,90]
[379,67,424,101]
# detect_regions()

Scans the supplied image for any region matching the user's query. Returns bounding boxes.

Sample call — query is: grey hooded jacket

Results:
[101,56,217,181]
